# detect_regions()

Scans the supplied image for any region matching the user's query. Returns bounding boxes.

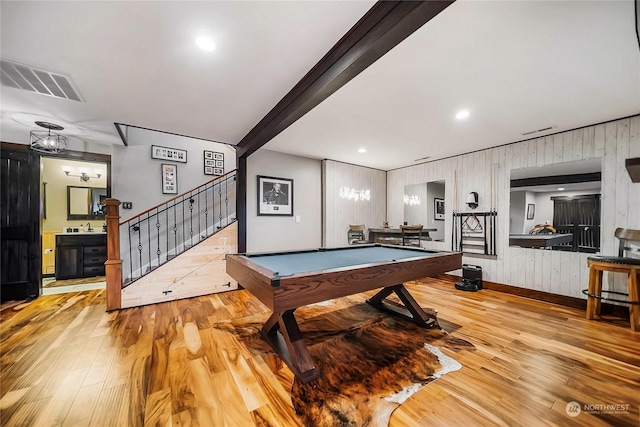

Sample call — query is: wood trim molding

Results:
[440,274,631,319]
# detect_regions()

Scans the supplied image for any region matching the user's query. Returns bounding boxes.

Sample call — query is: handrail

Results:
[119,169,237,226]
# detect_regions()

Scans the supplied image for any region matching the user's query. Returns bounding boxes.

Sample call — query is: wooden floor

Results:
[1,277,639,426]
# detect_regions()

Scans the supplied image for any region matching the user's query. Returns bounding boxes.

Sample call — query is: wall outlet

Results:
[122,202,133,209]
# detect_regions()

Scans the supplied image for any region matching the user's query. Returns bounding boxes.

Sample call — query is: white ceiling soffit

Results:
[0,59,82,102]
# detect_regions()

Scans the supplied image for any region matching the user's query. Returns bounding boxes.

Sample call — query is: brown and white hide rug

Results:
[213,299,474,427]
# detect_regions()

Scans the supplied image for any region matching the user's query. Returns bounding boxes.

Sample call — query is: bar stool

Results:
[347,224,369,245]
[584,228,640,331]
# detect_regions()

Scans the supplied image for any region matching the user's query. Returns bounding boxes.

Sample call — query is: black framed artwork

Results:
[257,175,293,216]
[204,150,224,175]
[526,203,535,220]
[434,198,444,220]
[151,145,187,163]
[161,163,178,194]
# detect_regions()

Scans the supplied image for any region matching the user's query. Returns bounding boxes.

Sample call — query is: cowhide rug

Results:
[213,299,474,427]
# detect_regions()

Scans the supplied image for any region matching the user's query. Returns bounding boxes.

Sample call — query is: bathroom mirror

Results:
[509,158,601,252]
[404,180,445,242]
[67,186,107,220]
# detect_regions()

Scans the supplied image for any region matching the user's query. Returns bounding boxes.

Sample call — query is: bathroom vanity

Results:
[55,232,107,280]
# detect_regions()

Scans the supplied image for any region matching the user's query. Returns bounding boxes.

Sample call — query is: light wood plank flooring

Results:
[1,277,639,426]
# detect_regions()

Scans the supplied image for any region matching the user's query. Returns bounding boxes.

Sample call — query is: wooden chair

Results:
[400,224,423,247]
[585,228,640,331]
[347,224,369,245]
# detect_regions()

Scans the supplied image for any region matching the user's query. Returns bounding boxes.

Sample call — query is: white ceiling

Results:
[1,1,639,171]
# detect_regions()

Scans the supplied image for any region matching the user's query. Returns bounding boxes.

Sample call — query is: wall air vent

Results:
[0,59,82,102]
[522,126,555,136]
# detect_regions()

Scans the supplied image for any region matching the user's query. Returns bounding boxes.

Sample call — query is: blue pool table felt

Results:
[245,246,437,277]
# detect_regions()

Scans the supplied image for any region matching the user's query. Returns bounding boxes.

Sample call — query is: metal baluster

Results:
[146,212,152,272]
[204,181,209,237]
[156,206,161,267]
[197,190,201,241]
[225,175,229,226]
[136,220,143,280]
[218,180,223,229]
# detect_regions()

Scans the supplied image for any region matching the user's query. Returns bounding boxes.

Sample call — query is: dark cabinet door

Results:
[56,246,83,279]
[552,194,600,253]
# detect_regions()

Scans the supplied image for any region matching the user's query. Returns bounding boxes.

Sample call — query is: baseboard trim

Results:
[440,274,630,319]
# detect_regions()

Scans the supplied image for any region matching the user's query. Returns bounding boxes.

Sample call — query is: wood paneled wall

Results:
[322,160,386,247]
[387,115,640,299]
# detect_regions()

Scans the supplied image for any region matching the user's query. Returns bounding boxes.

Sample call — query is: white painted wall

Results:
[111,127,236,221]
[388,115,640,300]
[41,157,108,232]
[403,183,428,227]
[247,149,321,252]
[322,160,386,247]
[510,191,526,234]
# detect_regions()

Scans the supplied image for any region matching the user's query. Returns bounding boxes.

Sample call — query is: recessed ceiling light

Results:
[455,110,470,120]
[558,187,565,191]
[195,36,215,52]
[358,148,367,153]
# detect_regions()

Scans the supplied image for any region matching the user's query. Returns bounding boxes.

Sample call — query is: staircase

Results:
[105,170,238,310]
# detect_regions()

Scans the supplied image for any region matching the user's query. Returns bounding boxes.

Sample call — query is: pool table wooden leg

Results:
[366,284,439,328]
[261,310,320,384]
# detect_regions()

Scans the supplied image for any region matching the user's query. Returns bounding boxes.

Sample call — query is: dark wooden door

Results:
[1,143,40,301]
[552,194,600,253]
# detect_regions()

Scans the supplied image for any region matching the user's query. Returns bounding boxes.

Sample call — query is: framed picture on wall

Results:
[151,145,187,163]
[258,175,293,216]
[204,150,224,175]
[434,198,445,220]
[527,203,535,220]
[161,163,178,194]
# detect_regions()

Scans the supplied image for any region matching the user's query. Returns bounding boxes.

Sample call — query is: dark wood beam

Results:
[236,0,455,251]
[236,0,455,158]
[510,172,601,189]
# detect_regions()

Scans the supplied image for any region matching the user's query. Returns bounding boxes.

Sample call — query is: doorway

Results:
[40,154,111,295]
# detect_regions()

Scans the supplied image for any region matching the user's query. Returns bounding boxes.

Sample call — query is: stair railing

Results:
[118,170,236,289]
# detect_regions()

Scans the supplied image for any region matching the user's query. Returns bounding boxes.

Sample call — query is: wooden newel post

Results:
[105,198,122,311]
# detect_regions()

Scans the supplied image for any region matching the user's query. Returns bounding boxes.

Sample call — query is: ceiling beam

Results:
[235,0,455,158]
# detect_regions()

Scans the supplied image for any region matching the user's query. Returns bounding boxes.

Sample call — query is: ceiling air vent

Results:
[522,126,555,136]
[0,59,82,102]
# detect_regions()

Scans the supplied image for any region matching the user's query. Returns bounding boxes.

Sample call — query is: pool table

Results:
[226,244,462,383]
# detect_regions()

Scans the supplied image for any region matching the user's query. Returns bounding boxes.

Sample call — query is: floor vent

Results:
[0,58,82,102]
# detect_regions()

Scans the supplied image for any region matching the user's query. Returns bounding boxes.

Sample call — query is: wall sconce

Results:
[29,121,67,154]
[62,166,103,182]
[466,192,478,209]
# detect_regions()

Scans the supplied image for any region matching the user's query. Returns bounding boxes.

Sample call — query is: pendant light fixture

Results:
[29,121,67,153]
